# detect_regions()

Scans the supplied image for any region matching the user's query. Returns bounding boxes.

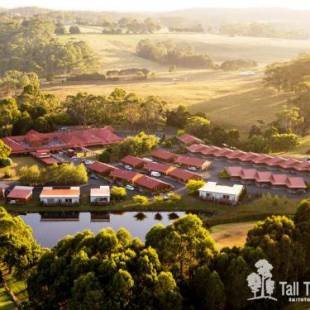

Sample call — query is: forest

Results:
[1,200,310,309]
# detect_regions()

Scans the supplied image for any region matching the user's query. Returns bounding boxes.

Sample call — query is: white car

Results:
[124,165,133,171]
[150,171,161,177]
[188,166,197,171]
[84,160,94,165]
[125,185,135,191]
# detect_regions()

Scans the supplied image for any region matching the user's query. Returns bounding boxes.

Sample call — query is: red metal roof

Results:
[2,127,122,154]
[186,144,206,153]
[151,149,177,161]
[134,175,172,191]
[87,161,116,175]
[7,187,33,200]
[174,155,210,168]
[225,166,243,177]
[270,174,288,186]
[255,171,272,183]
[121,155,145,168]
[110,169,142,182]
[177,134,203,145]
[240,168,257,180]
[167,168,202,182]
[143,162,173,174]
[286,177,307,189]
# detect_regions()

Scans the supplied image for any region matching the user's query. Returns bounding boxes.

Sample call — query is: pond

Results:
[20,211,186,247]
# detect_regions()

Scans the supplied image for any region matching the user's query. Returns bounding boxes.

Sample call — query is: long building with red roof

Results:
[225,166,307,191]
[2,127,122,155]
[187,144,310,173]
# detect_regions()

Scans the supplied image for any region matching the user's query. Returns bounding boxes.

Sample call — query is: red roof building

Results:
[151,149,177,162]
[225,166,307,191]
[87,161,117,176]
[187,144,208,153]
[7,186,33,202]
[110,169,142,183]
[2,127,122,155]
[121,155,145,168]
[134,175,172,192]
[177,134,203,145]
[174,155,211,170]
[167,168,202,183]
[143,162,174,175]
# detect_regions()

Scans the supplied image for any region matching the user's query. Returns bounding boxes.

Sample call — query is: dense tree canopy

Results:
[0,17,99,78]
[136,39,213,69]
[27,228,182,309]
[0,207,42,278]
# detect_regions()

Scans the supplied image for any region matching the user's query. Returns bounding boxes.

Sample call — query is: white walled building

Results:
[198,182,244,205]
[90,186,110,205]
[40,187,80,205]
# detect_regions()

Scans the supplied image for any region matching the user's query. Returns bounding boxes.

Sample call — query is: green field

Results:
[42,32,310,137]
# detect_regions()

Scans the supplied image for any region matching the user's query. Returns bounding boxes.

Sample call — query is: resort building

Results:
[40,187,80,205]
[198,182,244,205]
[177,134,203,146]
[90,186,110,205]
[134,175,172,192]
[87,161,117,176]
[2,127,122,155]
[121,155,145,169]
[151,149,177,162]
[7,186,34,204]
[167,167,202,183]
[174,155,211,170]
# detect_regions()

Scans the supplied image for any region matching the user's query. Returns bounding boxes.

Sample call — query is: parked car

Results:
[124,165,133,171]
[84,159,95,165]
[90,174,99,180]
[150,171,161,177]
[125,185,135,191]
[188,167,197,171]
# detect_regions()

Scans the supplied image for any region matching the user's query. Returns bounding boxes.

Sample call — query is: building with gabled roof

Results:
[134,175,172,192]
[151,149,177,162]
[167,167,202,183]
[143,162,174,175]
[110,169,142,184]
[40,187,80,205]
[7,186,33,203]
[174,155,211,170]
[177,134,203,145]
[121,155,145,168]
[2,127,122,155]
[87,161,117,176]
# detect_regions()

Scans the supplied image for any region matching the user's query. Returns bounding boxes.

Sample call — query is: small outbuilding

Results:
[174,155,211,170]
[90,186,110,205]
[198,182,244,205]
[7,186,34,204]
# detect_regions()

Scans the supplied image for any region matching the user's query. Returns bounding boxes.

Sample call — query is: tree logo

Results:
[247,259,277,301]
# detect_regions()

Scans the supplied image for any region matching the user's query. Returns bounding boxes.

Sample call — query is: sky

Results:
[1,0,310,11]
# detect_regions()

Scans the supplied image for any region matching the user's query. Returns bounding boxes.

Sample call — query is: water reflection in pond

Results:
[20,211,185,248]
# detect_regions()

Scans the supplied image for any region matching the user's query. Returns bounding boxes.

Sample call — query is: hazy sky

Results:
[2,0,310,11]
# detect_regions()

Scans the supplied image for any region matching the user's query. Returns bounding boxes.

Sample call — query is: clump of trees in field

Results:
[0,17,99,79]
[2,199,310,309]
[136,39,214,69]
[101,17,162,34]
[99,132,159,163]
[220,59,257,71]
[19,163,88,186]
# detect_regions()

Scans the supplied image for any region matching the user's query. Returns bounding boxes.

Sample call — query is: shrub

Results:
[186,179,205,194]
[2,167,15,179]
[154,195,164,204]
[0,158,12,167]
[218,169,230,179]
[111,186,127,201]
[133,195,149,206]
[168,192,182,203]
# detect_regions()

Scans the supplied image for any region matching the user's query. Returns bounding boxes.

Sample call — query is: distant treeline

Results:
[169,24,204,33]
[67,68,150,82]
[136,39,213,69]
[216,22,307,39]
[220,59,257,71]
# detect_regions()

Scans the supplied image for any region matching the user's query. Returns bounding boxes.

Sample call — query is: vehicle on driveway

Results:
[125,185,135,191]
[124,165,133,170]
[150,171,161,177]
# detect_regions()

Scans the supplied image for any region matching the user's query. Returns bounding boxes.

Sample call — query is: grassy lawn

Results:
[210,221,256,250]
